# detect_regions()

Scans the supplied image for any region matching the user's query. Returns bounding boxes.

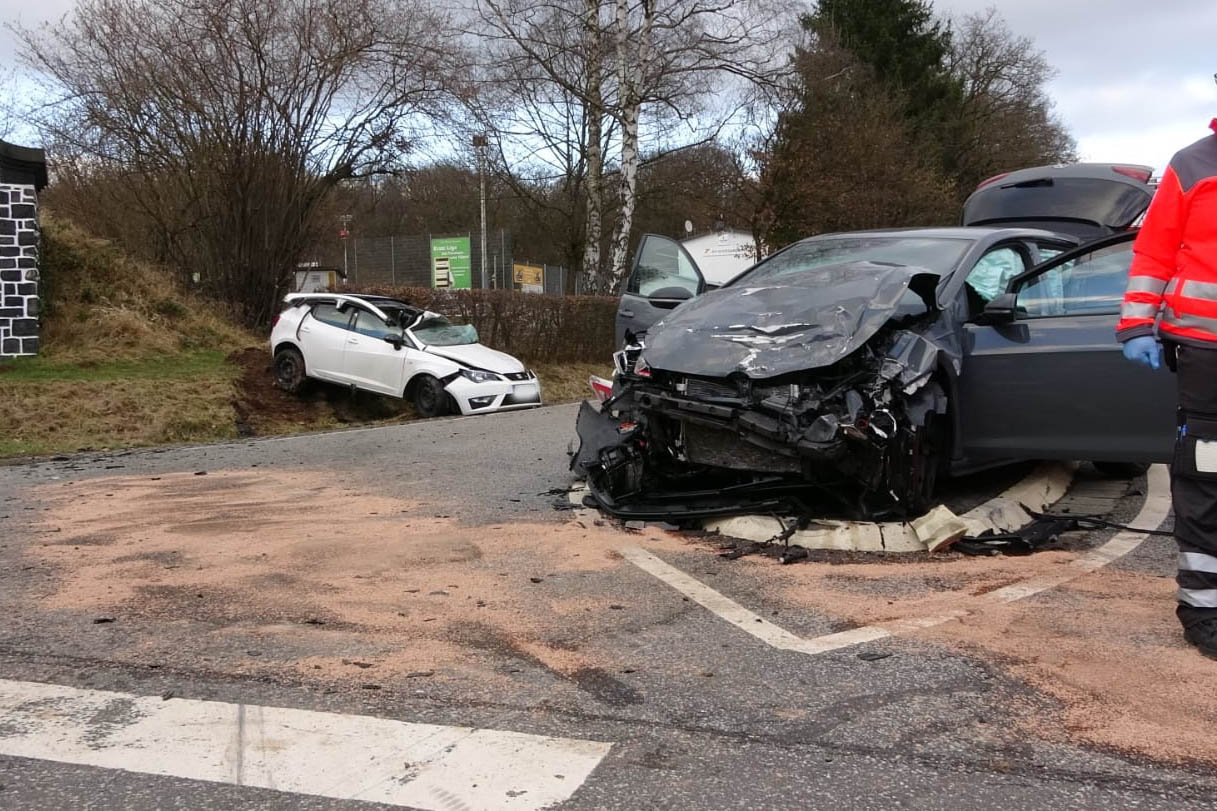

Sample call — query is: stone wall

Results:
[0,183,39,357]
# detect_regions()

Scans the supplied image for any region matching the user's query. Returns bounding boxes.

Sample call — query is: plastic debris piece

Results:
[913,504,970,552]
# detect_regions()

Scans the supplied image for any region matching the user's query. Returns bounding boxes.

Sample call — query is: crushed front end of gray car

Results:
[572,264,959,521]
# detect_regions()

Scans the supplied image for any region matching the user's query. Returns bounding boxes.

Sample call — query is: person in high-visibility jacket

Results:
[1118,116,1217,658]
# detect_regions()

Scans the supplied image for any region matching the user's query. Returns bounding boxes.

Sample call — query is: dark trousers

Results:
[1171,344,1217,618]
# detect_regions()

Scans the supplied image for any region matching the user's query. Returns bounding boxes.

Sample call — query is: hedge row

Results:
[352,285,618,364]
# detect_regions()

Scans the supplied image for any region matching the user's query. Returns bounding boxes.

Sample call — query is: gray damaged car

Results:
[573,227,1177,521]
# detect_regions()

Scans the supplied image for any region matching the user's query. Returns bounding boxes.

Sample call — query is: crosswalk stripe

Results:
[0,678,611,810]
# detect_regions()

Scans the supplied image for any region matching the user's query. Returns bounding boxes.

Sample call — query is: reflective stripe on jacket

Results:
[1118,120,1217,344]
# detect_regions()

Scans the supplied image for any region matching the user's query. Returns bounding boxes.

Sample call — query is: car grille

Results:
[504,371,534,381]
[683,422,800,474]
[683,378,739,400]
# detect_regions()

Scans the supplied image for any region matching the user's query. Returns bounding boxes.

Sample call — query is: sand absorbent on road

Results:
[21,468,1217,767]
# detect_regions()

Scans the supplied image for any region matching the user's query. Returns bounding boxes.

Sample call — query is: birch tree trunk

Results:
[607,0,652,289]
[580,0,605,292]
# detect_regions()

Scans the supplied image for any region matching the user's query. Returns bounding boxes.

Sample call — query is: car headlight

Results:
[460,368,502,384]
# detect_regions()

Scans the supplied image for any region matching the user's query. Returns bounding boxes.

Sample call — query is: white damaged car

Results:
[269,294,541,417]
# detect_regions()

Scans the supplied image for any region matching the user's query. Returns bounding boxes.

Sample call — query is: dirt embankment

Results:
[227,347,414,436]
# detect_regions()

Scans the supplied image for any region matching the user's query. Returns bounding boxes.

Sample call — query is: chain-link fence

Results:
[304,229,587,294]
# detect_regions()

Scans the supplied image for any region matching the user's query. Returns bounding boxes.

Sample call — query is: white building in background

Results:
[681,229,762,286]
[293,263,346,293]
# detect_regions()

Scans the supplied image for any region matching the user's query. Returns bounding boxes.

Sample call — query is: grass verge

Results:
[1,349,609,458]
[0,364,242,456]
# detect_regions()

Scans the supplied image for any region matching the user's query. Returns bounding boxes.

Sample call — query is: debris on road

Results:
[911,505,970,552]
[857,651,893,662]
[956,516,1079,556]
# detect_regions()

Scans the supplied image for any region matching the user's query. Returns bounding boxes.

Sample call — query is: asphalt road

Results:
[0,403,1209,810]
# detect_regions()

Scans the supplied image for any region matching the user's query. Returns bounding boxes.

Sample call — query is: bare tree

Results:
[17,0,455,325]
[476,0,617,283]
[602,0,788,287]
[472,0,615,289]
[475,0,791,292]
[945,7,1076,191]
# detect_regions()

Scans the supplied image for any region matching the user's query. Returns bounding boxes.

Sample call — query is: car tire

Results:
[413,374,451,418]
[906,412,943,516]
[273,347,307,394]
[1093,461,1151,478]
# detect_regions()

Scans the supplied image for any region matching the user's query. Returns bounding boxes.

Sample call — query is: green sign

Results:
[430,236,472,289]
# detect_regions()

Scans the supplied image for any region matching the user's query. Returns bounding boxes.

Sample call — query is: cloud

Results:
[933,0,1216,171]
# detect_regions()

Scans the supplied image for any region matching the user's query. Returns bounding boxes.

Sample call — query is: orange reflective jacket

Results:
[1118,120,1217,345]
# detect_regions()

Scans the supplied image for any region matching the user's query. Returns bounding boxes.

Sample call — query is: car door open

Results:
[957,234,1175,463]
[615,234,705,347]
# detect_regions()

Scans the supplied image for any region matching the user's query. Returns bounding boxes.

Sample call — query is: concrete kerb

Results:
[570,461,1076,554]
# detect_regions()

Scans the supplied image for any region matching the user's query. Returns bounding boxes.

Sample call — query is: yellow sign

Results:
[513,263,544,292]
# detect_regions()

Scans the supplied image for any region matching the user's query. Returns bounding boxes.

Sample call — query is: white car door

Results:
[342,309,410,396]
[297,303,352,382]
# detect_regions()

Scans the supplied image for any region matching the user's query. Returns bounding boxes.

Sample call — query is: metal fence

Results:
[303,229,586,294]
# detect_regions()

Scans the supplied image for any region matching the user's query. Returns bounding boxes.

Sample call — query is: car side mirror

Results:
[383,333,405,351]
[648,286,694,309]
[976,292,1017,325]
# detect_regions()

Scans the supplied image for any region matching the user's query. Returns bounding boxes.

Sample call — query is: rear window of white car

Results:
[412,317,478,346]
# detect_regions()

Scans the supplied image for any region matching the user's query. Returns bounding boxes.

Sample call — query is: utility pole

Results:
[339,213,353,279]
[472,134,489,288]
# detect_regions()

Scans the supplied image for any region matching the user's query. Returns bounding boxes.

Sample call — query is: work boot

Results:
[1177,604,1217,659]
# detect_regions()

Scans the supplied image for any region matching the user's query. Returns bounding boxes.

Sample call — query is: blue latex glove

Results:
[1122,336,1162,370]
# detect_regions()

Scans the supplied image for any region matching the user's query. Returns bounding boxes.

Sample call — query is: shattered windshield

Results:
[738,236,972,283]
[411,317,479,346]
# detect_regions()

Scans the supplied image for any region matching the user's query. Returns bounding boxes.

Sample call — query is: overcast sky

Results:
[4,0,1216,174]
[934,0,1217,173]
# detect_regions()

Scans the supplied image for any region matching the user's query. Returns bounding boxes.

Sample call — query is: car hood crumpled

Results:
[424,342,525,374]
[641,262,939,378]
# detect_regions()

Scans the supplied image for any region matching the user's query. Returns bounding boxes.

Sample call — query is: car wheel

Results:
[273,347,307,394]
[905,412,943,515]
[413,375,451,418]
[1093,461,1151,478]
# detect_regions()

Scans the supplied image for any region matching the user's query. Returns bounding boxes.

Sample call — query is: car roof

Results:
[282,293,424,321]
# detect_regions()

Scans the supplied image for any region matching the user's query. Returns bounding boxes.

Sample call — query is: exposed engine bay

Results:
[571,263,960,521]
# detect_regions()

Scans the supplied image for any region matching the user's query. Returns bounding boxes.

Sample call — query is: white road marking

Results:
[624,464,1171,656]
[0,679,611,810]
[620,546,811,652]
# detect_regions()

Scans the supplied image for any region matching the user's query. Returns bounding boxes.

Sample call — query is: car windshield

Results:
[411,316,478,346]
[738,236,972,283]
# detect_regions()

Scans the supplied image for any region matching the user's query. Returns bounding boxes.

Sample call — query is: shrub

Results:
[352,286,618,364]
